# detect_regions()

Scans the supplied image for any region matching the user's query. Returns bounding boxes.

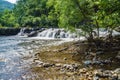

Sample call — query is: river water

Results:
[0,36,30,80]
[0,36,57,80]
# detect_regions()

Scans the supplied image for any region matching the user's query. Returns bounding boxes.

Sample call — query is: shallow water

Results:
[0,36,67,80]
[0,36,29,79]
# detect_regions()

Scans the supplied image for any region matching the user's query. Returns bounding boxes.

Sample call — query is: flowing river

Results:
[0,36,33,80]
[0,36,62,80]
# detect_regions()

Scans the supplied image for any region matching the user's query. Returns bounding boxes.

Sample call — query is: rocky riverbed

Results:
[22,37,120,80]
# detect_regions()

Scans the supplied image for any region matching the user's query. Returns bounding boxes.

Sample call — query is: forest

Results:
[0,0,120,39]
[0,0,120,80]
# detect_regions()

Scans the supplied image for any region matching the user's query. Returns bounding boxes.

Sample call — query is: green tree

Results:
[47,0,120,40]
[14,0,52,27]
[0,9,18,27]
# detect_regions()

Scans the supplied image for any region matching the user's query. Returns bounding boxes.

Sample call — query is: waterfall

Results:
[37,28,80,39]
[17,28,25,36]
[17,28,87,40]
[17,27,120,40]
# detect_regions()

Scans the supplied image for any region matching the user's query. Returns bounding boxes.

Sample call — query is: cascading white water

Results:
[17,28,25,36]
[37,28,79,39]
[17,28,85,40]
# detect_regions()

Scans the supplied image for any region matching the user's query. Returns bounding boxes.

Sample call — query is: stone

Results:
[64,58,67,60]
[111,73,118,80]
[66,72,74,75]
[55,63,62,67]
[28,31,38,37]
[43,63,54,68]
[79,68,87,73]
[63,64,72,70]
[93,76,99,80]
[116,51,120,59]
[72,64,79,69]
[83,60,92,66]
[118,74,120,80]
[96,51,104,55]
[89,52,96,56]
[114,68,120,74]
[88,76,93,80]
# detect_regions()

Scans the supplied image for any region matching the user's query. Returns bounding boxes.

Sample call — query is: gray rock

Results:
[111,73,118,80]
[55,63,62,67]
[96,51,104,55]
[43,63,54,68]
[93,76,99,80]
[28,31,38,37]
[116,51,120,59]
[83,60,92,65]
[114,68,120,74]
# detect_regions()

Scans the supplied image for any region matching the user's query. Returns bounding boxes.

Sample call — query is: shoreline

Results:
[0,36,119,79]
[23,39,120,80]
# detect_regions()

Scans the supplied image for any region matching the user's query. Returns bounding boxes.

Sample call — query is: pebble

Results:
[43,63,54,68]
[55,63,62,67]
[79,68,87,73]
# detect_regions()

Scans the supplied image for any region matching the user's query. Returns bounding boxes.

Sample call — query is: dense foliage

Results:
[0,0,120,39]
[0,0,17,28]
[14,0,58,27]
[47,0,120,39]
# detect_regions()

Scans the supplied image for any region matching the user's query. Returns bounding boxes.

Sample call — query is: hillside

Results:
[0,0,14,12]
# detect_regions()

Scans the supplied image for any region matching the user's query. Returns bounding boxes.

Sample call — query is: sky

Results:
[5,0,17,4]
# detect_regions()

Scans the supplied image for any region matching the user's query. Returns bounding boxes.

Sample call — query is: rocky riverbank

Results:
[22,37,120,80]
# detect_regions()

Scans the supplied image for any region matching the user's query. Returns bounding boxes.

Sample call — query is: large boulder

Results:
[27,31,38,37]
[18,28,45,37]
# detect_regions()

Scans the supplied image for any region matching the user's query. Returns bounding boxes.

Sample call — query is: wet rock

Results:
[93,76,99,80]
[18,28,44,37]
[116,51,120,59]
[72,64,79,69]
[42,63,54,68]
[66,72,74,75]
[28,31,38,37]
[118,74,120,80]
[84,59,111,66]
[94,69,119,80]
[58,47,68,52]
[88,77,93,80]
[55,63,62,67]
[79,68,87,73]
[102,70,112,77]
[35,60,44,65]
[64,58,67,60]
[89,52,96,56]
[96,51,104,55]
[110,73,118,80]
[63,64,73,70]
[93,61,102,65]
[114,68,120,74]
[62,64,79,71]
[33,58,39,62]
[83,60,92,65]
